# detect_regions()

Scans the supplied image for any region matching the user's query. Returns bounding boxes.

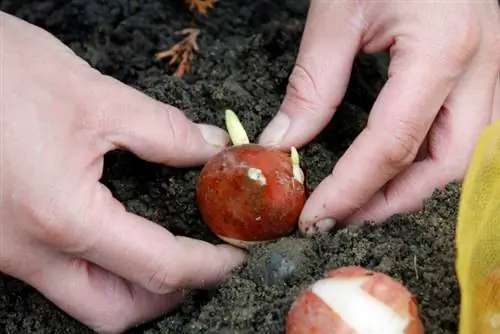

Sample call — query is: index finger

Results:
[298,53,464,235]
[257,0,361,149]
[73,185,247,294]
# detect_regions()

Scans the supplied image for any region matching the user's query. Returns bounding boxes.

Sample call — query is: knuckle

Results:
[89,312,131,334]
[163,106,186,145]
[74,75,114,131]
[26,189,98,253]
[380,124,421,171]
[146,264,182,293]
[161,106,199,156]
[445,22,481,68]
[28,200,78,247]
[285,62,326,117]
[288,63,317,97]
[91,324,126,334]
[86,291,147,333]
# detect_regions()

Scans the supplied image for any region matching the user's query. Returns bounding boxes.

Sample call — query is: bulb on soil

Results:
[286,266,425,334]
[196,109,307,248]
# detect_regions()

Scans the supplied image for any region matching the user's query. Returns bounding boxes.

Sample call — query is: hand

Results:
[258,0,500,234]
[0,12,245,333]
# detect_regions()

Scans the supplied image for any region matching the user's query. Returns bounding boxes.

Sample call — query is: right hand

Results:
[0,12,246,333]
[259,0,500,233]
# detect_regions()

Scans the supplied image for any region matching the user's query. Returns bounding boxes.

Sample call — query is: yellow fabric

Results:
[456,119,500,333]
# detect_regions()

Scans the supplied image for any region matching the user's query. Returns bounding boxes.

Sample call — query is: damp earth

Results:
[0,1,460,333]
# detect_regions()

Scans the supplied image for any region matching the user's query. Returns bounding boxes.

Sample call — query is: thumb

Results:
[88,74,229,167]
[258,0,362,148]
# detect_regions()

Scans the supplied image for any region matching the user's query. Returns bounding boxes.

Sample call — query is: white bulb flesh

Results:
[310,277,410,334]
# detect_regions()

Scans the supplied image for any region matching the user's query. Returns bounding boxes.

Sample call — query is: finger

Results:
[87,75,229,167]
[69,184,246,295]
[257,0,362,148]
[298,50,465,235]
[345,52,499,224]
[23,247,186,333]
[346,71,497,224]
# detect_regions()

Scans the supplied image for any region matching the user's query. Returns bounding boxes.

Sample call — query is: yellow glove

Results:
[456,119,500,334]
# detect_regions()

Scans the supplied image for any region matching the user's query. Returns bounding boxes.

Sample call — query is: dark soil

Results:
[0,0,461,333]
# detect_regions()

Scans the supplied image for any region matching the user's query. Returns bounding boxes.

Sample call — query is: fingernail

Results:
[196,124,229,148]
[258,112,291,146]
[303,218,336,237]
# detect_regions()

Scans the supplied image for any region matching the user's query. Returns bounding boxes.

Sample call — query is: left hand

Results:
[0,12,245,333]
[258,0,500,234]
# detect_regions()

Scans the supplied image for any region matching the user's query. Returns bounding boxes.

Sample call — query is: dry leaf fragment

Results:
[185,0,217,15]
[155,27,200,77]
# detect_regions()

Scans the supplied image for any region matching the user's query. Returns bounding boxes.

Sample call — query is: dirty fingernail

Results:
[196,123,229,148]
[258,112,291,146]
[303,218,336,237]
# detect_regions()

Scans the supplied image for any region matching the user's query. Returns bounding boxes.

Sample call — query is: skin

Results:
[259,0,500,235]
[1,1,499,332]
[0,12,246,333]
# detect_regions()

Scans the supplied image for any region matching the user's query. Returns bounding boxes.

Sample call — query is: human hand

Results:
[258,0,500,234]
[0,12,245,333]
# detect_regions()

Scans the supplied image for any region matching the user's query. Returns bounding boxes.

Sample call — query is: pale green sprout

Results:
[291,146,300,165]
[224,109,304,184]
[225,109,250,145]
[291,147,304,184]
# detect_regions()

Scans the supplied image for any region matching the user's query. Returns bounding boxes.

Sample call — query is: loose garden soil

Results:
[0,1,461,333]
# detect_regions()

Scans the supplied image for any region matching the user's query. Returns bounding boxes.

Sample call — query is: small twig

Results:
[155,28,200,77]
[155,0,217,77]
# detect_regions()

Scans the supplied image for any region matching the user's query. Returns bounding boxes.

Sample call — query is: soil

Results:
[0,0,462,333]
